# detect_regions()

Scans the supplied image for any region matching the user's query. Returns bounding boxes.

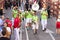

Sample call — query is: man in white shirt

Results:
[0,15,4,31]
[0,17,3,31]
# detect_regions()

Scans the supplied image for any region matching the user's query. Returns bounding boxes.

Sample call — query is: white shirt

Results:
[0,18,3,26]
[6,27,11,32]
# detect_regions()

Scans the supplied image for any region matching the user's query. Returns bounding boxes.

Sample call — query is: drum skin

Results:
[32,3,39,11]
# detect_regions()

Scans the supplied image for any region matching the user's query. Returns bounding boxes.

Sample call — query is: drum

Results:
[32,2,39,11]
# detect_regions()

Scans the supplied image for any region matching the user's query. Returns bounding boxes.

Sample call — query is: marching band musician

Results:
[41,4,48,31]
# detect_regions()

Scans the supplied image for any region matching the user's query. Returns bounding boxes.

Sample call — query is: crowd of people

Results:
[0,15,11,40]
[0,1,50,40]
[0,0,60,40]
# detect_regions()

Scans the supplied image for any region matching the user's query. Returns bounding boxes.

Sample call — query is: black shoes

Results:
[42,28,47,32]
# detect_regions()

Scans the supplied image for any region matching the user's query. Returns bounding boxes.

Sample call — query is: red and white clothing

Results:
[14,17,21,28]
[56,19,60,29]
[5,19,12,29]
[14,17,21,40]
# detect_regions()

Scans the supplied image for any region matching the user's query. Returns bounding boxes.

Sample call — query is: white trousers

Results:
[41,19,47,30]
[32,22,39,30]
[11,18,14,26]
[25,18,32,26]
[14,28,20,40]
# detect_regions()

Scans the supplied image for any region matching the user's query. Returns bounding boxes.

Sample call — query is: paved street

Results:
[3,9,60,40]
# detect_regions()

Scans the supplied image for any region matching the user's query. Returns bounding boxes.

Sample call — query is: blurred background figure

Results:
[20,0,25,11]
[47,4,50,18]
[3,22,11,39]
[0,15,5,32]
[0,27,10,40]
[4,0,12,9]
[56,12,60,35]
[25,0,29,11]
[29,0,33,10]
[0,0,4,16]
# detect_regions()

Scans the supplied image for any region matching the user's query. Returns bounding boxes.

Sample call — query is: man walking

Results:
[14,14,21,40]
[41,7,48,31]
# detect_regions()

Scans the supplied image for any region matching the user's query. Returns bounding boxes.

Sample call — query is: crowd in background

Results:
[0,0,60,40]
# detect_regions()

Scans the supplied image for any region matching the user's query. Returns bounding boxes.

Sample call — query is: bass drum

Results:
[32,3,39,11]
